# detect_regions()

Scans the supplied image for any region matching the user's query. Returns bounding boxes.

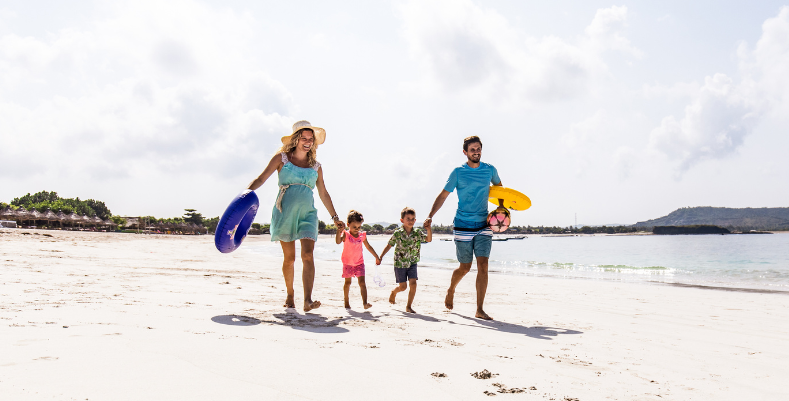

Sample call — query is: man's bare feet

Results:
[475,310,493,320]
[303,300,321,312]
[284,295,295,308]
[364,303,372,309]
[444,289,454,310]
[406,306,416,314]
[389,291,396,304]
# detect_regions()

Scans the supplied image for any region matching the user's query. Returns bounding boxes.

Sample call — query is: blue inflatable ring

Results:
[215,190,259,253]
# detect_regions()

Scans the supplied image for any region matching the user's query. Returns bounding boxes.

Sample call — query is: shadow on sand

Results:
[263,310,351,333]
[450,313,583,340]
[210,315,262,326]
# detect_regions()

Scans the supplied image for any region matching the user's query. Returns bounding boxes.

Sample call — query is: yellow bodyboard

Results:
[488,186,531,211]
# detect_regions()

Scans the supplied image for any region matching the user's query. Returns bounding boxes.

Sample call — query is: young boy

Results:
[378,207,432,313]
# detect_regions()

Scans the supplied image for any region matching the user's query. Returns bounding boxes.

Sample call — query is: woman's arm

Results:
[315,166,344,229]
[363,238,381,265]
[247,154,283,190]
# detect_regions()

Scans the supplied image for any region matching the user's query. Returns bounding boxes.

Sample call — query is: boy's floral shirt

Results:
[388,226,427,268]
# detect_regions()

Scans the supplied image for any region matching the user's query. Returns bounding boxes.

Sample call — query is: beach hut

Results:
[43,209,57,227]
[66,212,81,229]
[55,211,67,228]
[16,207,31,227]
[102,219,116,230]
[29,209,41,227]
[91,215,103,229]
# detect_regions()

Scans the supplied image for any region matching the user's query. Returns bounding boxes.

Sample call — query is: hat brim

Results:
[281,126,325,146]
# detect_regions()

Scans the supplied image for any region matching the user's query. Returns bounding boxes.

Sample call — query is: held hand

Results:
[335,220,345,230]
[375,256,381,265]
[423,217,432,229]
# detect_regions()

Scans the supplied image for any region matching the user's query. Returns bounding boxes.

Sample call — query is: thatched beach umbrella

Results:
[43,209,57,227]
[55,211,67,228]
[91,215,103,228]
[0,206,12,219]
[102,219,116,229]
[66,212,81,229]
[29,209,42,226]
[16,207,31,226]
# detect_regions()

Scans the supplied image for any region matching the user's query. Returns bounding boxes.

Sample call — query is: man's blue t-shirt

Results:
[443,162,501,229]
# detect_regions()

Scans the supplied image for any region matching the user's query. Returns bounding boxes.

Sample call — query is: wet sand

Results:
[1,229,788,400]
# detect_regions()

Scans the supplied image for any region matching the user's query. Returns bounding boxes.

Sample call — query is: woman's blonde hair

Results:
[278,128,318,166]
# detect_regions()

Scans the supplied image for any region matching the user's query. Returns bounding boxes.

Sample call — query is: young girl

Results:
[335,210,381,309]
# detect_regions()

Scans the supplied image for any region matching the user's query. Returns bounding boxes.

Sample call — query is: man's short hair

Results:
[400,207,416,219]
[347,210,364,224]
[463,136,482,151]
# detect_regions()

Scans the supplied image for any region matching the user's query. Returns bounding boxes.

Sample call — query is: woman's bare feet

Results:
[364,303,372,309]
[389,291,396,304]
[475,309,493,320]
[284,295,295,308]
[406,306,416,314]
[303,300,321,312]
[444,289,454,310]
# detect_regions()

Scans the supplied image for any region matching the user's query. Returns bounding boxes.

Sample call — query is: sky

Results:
[1,0,788,227]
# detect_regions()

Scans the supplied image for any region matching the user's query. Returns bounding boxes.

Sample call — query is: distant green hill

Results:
[635,207,789,231]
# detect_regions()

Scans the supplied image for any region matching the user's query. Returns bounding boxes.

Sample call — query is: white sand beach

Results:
[2,229,788,400]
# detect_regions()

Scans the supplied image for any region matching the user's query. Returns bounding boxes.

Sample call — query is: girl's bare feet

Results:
[364,303,372,309]
[284,295,295,308]
[304,300,321,312]
[344,298,351,309]
[406,306,416,314]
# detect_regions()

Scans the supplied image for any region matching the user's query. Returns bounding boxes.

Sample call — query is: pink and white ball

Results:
[487,210,511,233]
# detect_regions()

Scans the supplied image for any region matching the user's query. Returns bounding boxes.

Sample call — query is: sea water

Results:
[246,233,789,292]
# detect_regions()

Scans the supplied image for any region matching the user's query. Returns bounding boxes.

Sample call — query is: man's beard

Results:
[468,155,481,163]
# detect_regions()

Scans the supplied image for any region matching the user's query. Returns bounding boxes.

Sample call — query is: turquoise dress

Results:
[270,152,320,242]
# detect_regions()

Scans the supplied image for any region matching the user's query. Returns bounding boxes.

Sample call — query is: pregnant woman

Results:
[247,120,344,311]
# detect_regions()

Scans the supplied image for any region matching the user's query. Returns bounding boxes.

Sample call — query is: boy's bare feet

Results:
[389,291,396,304]
[304,300,321,312]
[364,303,372,309]
[475,310,493,320]
[284,295,295,308]
[444,289,454,310]
[406,306,416,314]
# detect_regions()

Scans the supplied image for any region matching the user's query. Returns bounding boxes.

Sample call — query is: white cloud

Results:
[649,7,789,173]
[0,0,295,181]
[399,0,641,104]
[649,74,760,172]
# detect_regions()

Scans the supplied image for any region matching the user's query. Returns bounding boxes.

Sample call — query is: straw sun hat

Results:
[281,120,326,146]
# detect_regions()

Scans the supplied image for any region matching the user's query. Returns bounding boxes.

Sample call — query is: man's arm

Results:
[425,189,451,226]
[493,180,505,209]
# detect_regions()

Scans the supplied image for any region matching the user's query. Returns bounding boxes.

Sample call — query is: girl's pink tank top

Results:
[341,231,366,266]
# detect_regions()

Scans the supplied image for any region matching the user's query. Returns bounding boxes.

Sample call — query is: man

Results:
[425,136,505,320]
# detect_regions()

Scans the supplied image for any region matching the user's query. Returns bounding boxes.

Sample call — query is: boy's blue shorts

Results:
[455,234,492,263]
[394,264,418,283]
